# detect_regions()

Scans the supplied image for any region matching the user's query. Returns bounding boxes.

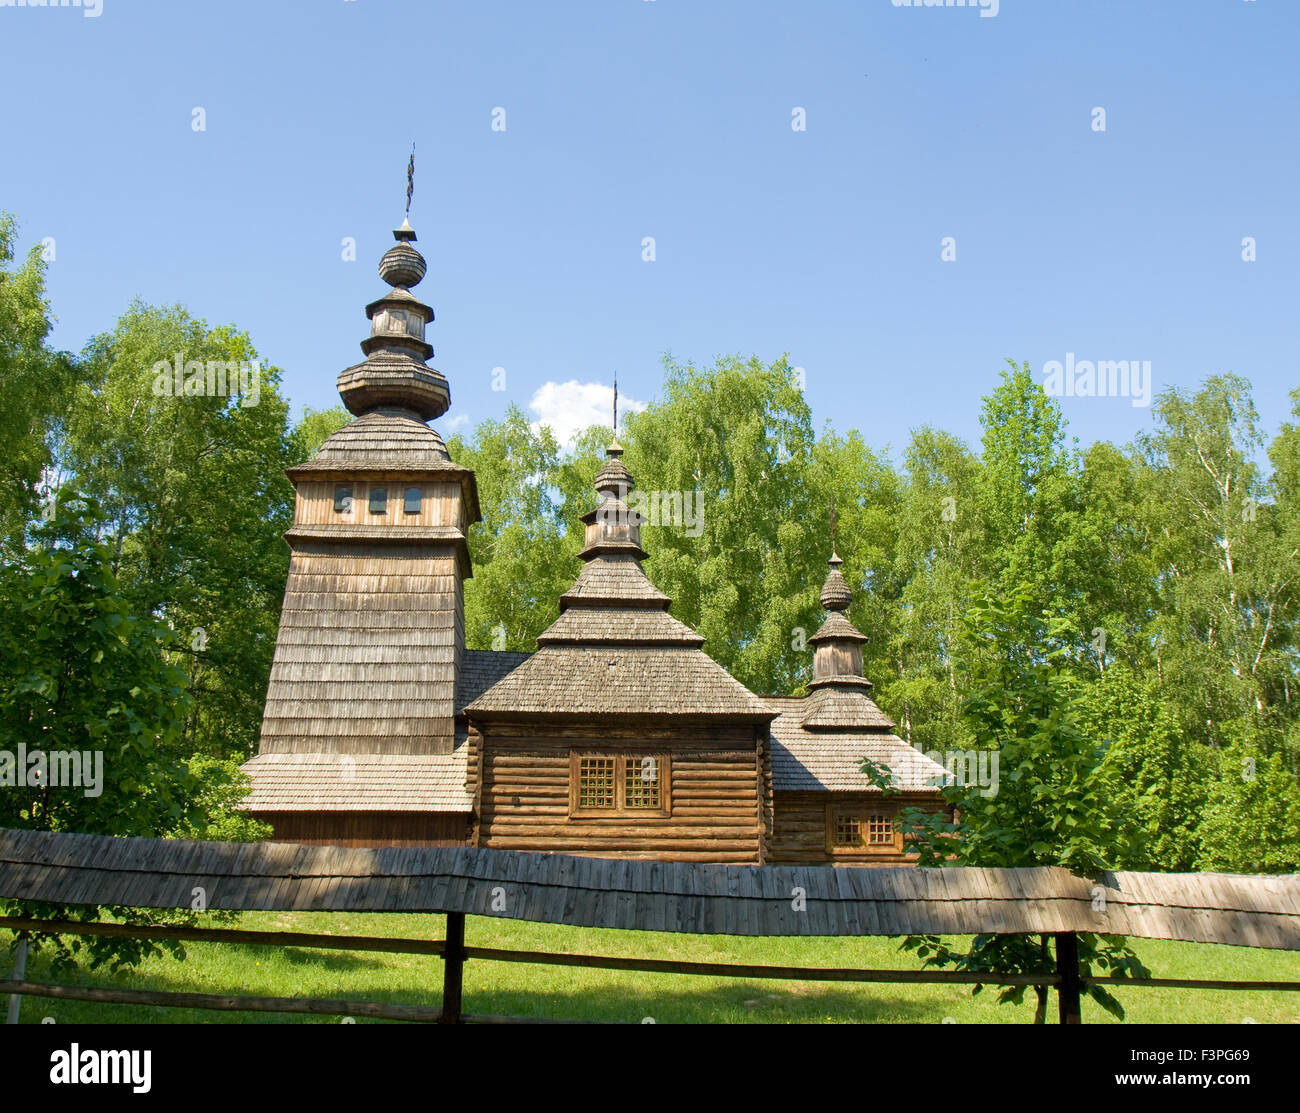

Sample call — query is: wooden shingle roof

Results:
[465,645,775,720]
[558,555,669,608]
[456,649,532,709]
[242,753,472,812]
[536,607,704,646]
[767,695,947,793]
[2,829,1297,948]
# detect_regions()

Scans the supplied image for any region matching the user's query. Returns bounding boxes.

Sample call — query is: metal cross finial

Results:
[405,144,416,214]
[830,495,838,551]
[612,374,618,435]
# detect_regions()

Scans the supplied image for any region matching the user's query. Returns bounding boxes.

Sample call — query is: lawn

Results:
[4,913,1297,1024]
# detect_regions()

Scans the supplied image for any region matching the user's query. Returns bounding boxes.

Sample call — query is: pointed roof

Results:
[465,435,774,722]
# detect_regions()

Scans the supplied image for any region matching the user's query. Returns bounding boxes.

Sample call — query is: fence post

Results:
[440,912,465,1024]
[6,933,29,1025]
[1055,931,1081,1024]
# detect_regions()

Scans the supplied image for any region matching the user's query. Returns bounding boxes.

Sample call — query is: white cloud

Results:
[528,379,646,448]
[443,413,471,432]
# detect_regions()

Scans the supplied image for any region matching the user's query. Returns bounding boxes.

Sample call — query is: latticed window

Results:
[571,753,670,817]
[369,487,388,514]
[834,812,861,847]
[867,814,893,845]
[577,757,616,809]
[403,487,422,515]
[625,758,661,809]
[827,806,899,852]
[333,487,352,513]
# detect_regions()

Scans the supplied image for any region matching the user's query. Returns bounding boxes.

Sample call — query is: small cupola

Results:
[808,552,871,691]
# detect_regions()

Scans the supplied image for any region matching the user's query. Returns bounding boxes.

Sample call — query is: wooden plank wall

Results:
[768,791,944,866]
[294,480,465,529]
[472,724,765,863]
[257,810,471,848]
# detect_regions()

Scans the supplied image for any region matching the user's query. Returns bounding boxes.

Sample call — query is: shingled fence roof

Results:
[1,829,1297,949]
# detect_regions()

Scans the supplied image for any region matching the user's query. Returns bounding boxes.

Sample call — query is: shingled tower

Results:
[243,214,481,844]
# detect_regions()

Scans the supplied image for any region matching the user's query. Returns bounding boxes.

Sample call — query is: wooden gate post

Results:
[440,912,465,1024]
[5,933,28,1025]
[1055,931,1081,1024]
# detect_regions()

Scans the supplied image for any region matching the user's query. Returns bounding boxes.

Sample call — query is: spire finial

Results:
[607,375,623,456]
[405,143,415,215]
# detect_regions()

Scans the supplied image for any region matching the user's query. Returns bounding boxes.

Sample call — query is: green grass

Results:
[4,914,1298,1024]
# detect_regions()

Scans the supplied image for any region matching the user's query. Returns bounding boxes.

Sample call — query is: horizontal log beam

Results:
[0,917,446,957]
[0,979,444,1023]
[461,945,1062,986]
[1084,975,1300,992]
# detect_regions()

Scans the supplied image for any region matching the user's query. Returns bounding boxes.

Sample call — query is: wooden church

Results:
[241,215,947,864]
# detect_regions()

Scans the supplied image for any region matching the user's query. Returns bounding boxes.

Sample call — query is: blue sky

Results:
[2,0,1297,458]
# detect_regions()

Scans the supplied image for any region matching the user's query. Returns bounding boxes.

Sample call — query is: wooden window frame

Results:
[569,751,671,818]
[368,487,388,514]
[824,802,902,855]
[333,487,353,513]
[403,486,423,515]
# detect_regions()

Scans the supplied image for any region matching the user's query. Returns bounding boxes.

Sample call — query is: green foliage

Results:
[0,495,229,972]
[0,212,81,550]
[0,495,199,835]
[289,404,350,464]
[1080,663,1210,870]
[1196,743,1300,872]
[625,354,820,693]
[59,302,296,759]
[178,756,274,843]
[449,405,576,652]
[894,586,1149,1021]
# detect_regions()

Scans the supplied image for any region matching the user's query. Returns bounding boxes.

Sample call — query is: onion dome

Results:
[377,217,427,287]
[336,218,450,421]
[819,552,854,611]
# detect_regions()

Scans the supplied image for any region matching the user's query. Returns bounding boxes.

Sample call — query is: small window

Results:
[834,812,861,847]
[403,487,422,515]
[333,487,352,513]
[571,753,670,817]
[827,805,900,854]
[625,757,661,810]
[868,814,893,845]
[368,487,387,514]
[578,757,616,809]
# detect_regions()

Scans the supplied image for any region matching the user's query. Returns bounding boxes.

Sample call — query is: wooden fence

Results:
[2,828,1299,1024]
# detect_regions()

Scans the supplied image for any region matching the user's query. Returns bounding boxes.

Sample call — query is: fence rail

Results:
[4,914,1298,1026]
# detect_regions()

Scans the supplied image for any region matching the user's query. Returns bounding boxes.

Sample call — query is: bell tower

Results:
[255,212,479,758]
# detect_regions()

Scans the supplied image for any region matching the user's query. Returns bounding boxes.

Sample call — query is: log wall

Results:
[255,810,471,848]
[470,724,767,863]
[768,791,945,866]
